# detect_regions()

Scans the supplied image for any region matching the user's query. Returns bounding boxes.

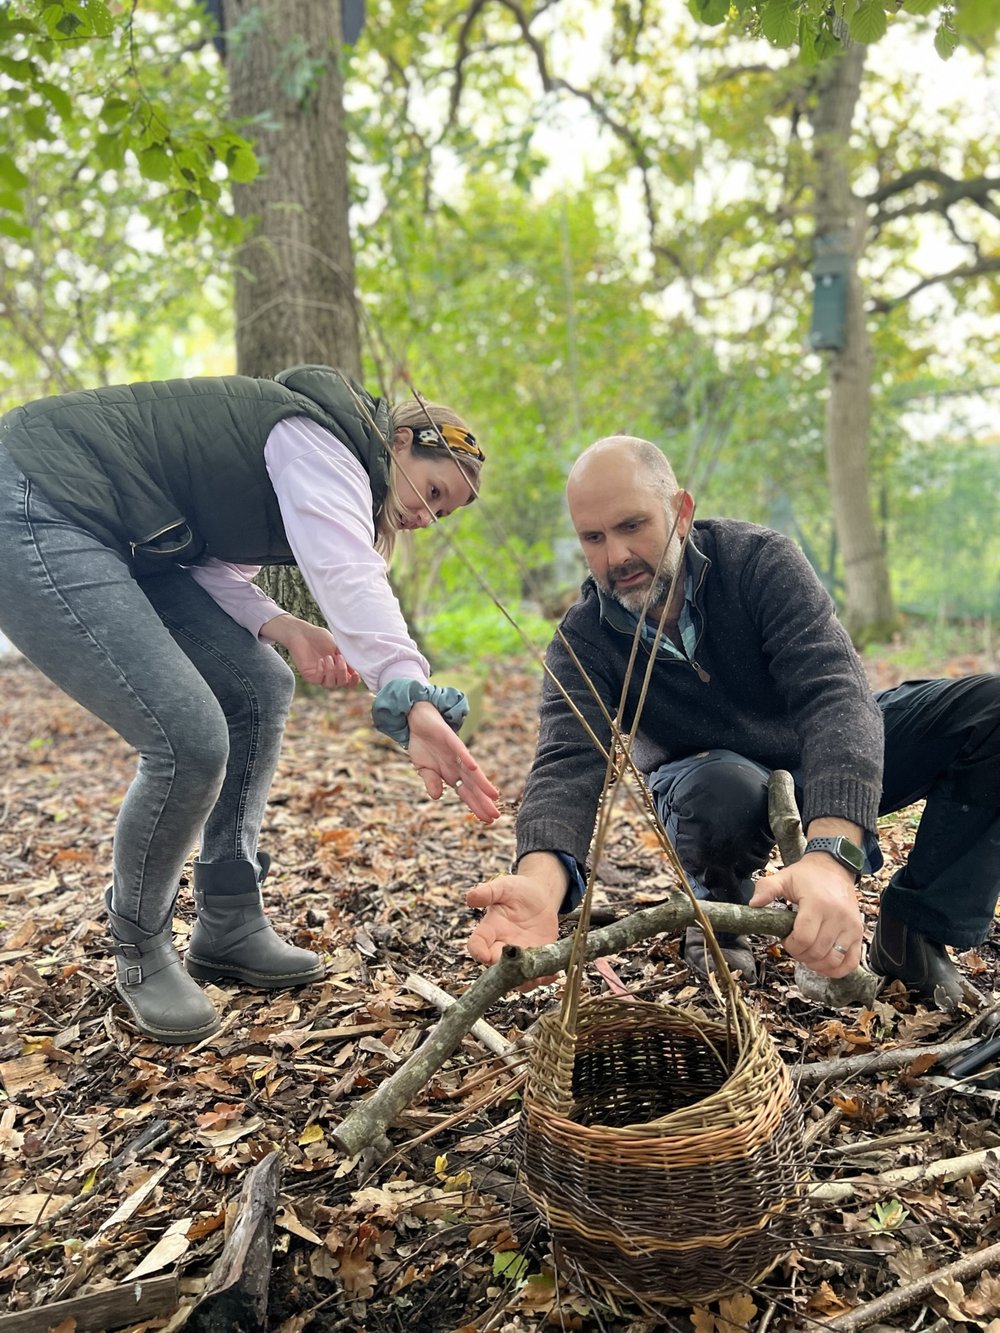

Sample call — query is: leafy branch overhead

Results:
[689,0,999,60]
[0,0,258,243]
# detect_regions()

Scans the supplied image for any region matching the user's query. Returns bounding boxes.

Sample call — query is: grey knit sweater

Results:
[515,518,884,868]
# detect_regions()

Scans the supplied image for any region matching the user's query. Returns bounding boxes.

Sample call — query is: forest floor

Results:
[1,641,1000,1333]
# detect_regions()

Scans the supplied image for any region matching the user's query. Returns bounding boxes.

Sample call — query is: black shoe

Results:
[869,908,968,1011]
[682,925,758,983]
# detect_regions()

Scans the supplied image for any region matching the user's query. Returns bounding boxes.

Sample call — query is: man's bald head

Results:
[566,435,679,508]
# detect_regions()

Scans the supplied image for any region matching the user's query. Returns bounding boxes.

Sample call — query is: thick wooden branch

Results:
[793,1038,979,1085]
[0,1278,179,1333]
[332,897,797,1157]
[863,166,999,210]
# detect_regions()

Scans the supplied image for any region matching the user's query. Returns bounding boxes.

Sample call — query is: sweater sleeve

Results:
[745,532,883,833]
[514,608,619,869]
[264,417,429,692]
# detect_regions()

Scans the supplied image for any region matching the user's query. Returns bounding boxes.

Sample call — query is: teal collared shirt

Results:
[618,567,698,662]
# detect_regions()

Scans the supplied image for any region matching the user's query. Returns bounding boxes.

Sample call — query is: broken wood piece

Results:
[187,1150,281,1333]
[0,1275,179,1333]
[822,1236,1000,1331]
[402,971,516,1062]
[767,769,880,1007]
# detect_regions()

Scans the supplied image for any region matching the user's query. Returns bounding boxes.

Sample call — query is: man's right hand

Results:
[466,853,566,980]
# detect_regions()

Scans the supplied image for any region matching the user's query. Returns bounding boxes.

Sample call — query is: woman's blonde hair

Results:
[376,401,484,560]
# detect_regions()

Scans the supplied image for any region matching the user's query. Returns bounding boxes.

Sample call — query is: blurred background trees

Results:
[1,0,997,660]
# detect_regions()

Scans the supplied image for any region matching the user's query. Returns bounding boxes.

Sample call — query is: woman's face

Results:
[393,429,476,530]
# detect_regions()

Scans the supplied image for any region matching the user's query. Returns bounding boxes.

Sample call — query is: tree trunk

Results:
[810,43,897,645]
[222,0,362,624]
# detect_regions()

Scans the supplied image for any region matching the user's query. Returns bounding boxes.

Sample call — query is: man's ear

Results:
[675,489,695,537]
[392,426,412,450]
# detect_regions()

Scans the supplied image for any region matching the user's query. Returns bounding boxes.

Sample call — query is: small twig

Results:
[822,1236,1000,1331]
[402,972,515,1062]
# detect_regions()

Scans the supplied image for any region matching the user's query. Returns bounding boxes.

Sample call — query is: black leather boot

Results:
[869,905,968,1011]
[185,858,325,989]
[106,890,220,1043]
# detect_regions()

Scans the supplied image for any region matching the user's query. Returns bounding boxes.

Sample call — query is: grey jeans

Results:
[0,447,294,933]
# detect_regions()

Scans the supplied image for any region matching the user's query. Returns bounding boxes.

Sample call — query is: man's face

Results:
[568,460,685,616]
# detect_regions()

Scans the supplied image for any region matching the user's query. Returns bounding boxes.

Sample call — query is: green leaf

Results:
[690,0,732,24]
[100,96,131,127]
[84,0,115,38]
[492,1251,529,1282]
[902,0,939,13]
[0,154,29,191]
[225,142,260,184]
[934,16,960,54]
[138,144,172,182]
[38,81,73,120]
[955,0,1000,35]
[93,130,125,171]
[761,0,800,47]
[0,214,33,241]
[849,0,889,42]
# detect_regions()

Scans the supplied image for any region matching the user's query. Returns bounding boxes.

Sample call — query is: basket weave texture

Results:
[521,993,809,1307]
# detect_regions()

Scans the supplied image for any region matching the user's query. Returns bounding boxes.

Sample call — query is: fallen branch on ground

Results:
[794,1039,980,1085]
[402,972,516,1063]
[809,1146,999,1204]
[187,1151,282,1333]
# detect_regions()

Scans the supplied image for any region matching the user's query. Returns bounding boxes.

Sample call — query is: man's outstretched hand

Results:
[466,856,565,988]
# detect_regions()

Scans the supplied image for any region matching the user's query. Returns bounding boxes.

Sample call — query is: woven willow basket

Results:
[520,989,810,1307]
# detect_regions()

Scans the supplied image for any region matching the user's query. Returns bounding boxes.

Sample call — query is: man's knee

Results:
[652,751,773,871]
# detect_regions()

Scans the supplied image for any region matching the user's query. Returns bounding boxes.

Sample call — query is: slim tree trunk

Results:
[811,43,897,645]
[222,0,362,624]
[223,0,361,381]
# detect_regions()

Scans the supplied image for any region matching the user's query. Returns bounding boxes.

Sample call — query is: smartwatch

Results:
[803,835,865,882]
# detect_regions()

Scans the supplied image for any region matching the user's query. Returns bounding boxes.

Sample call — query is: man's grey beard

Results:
[612,573,671,616]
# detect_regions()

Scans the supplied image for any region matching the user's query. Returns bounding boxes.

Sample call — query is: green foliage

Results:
[423,604,555,669]
[689,0,999,56]
[0,1,257,242]
[0,0,242,400]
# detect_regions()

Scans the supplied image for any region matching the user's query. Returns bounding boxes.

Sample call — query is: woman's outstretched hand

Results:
[261,614,361,689]
[406,700,501,823]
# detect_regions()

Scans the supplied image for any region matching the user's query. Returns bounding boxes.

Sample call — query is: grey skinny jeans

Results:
[0,447,294,933]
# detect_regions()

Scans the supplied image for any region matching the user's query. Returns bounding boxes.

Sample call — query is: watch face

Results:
[836,838,865,873]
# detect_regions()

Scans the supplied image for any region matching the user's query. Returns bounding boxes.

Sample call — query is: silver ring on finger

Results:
[831,941,848,957]
[454,778,464,790]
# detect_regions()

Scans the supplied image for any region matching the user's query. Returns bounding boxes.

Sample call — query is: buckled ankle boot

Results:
[869,905,967,1011]
[184,858,325,988]
[105,890,220,1043]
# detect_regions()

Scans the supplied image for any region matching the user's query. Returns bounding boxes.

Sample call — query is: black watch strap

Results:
[803,835,864,881]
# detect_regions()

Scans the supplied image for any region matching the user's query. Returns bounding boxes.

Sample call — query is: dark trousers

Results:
[648,676,1000,948]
